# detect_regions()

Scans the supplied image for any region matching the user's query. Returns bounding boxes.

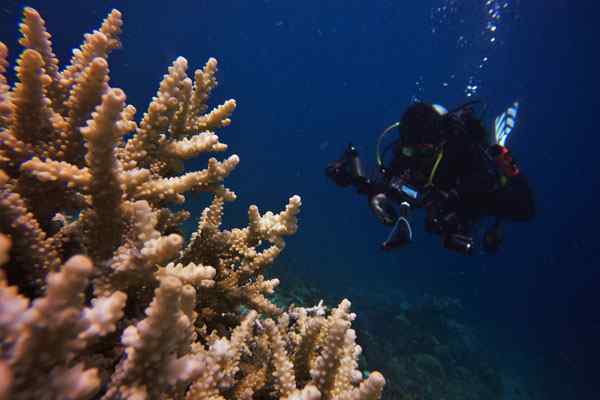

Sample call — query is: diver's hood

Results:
[376,101,476,173]
[377,102,447,172]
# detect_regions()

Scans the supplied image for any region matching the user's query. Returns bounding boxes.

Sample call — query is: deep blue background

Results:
[1,1,598,397]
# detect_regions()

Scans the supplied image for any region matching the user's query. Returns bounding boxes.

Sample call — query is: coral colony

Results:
[0,8,385,400]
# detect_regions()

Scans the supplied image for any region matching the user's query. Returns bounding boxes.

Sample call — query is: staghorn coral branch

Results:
[60,9,122,104]
[98,9,123,51]
[190,99,237,132]
[248,195,302,247]
[63,57,111,164]
[282,385,322,400]
[169,76,193,137]
[190,310,259,397]
[123,56,190,170]
[135,155,240,205]
[332,329,363,397]
[0,171,60,281]
[226,310,258,377]
[81,88,128,261]
[0,233,10,267]
[265,319,297,397]
[189,57,219,118]
[242,276,281,316]
[310,299,354,399]
[18,7,62,110]
[294,315,326,386]
[0,130,32,174]
[162,262,216,287]
[20,157,91,189]
[0,42,11,128]
[162,131,227,160]
[5,255,101,400]
[103,276,202,399]
[332,373,386,400]
[233,363,268,400]
[79,290,127,341]
[10,49,53,148]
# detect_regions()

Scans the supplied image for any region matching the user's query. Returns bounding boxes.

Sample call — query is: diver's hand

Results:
[369,193,397,226]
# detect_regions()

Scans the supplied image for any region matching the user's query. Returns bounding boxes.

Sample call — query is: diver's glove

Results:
[381,202,413,251]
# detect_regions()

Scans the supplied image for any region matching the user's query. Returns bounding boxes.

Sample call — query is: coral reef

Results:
[352,293,504,400]
[0,8,384,400]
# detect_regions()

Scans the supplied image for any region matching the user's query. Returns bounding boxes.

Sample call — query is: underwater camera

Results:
[325,143,364,188]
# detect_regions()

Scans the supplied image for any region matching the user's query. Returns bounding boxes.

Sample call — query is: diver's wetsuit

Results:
[328,101,535,253]
[386,106,535,223]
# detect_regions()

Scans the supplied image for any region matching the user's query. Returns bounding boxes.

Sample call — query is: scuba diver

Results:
[325,100,535,255]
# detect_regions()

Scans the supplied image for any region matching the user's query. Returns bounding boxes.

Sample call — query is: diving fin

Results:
[494,101,519,147]
[381,202,412,251]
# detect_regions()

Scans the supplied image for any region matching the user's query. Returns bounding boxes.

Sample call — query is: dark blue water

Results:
[1,1,597,398]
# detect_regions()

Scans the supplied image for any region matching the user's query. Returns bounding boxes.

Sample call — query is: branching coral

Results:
[0,7,385,400]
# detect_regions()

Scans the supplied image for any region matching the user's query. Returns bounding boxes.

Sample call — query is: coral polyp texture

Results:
[0,7,384,400]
